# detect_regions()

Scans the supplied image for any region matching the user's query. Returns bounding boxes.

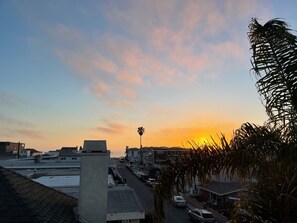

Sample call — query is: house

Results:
[126,148,141,164]
[60,147,78,153]
[0,141,25,159]
[198,181,242,209]
[44,150,60,157]
[20,148,42,158]
[141,147,190,169]
[58,146,80,161]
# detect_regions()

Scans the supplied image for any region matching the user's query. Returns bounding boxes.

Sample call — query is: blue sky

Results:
[1,0,297,156]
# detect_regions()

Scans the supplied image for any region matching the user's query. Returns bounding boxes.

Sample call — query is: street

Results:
[116,162,192,223]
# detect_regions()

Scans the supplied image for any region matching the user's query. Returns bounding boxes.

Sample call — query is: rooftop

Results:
[199,181,241,196]
[0,166,78,223]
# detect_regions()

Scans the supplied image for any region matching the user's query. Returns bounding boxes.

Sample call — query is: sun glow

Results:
[195,136,212,146]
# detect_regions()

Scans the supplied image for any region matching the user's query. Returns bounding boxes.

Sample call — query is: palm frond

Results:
[249,18,297,132]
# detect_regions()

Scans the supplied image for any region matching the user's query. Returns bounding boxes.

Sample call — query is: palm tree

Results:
[224,123,281,180]
[226,123,297,222]
[249,18,297,135]
[154,18,297,222]
[137,127,145,148]
[223,18,297,222]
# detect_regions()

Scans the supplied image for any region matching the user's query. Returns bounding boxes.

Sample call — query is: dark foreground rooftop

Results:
[0,166,78,223]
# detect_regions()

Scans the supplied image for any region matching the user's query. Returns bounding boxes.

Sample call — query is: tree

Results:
[137,127,145,148]
[154,18,297,222]
[226,18,297,222]
[249,18,297,135]
[225,123,281,180]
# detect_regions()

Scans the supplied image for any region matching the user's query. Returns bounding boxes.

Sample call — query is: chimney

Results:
[78,140,109,223]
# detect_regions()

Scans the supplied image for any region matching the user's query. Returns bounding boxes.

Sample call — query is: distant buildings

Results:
[20,148,42,158]
[126,148,141,164]
[126,146,242,212]
[0,141,25,159]
[126,146,190,169]
[58,146,80,161]
[0,140,145,223]
[43,146,81,161]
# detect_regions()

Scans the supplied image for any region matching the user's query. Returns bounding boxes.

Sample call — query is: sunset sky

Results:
[1,0,297,157]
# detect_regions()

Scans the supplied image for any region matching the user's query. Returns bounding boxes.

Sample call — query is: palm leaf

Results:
[248,18,297,132]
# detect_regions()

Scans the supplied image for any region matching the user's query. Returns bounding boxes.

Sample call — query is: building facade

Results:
[0,141,25,159]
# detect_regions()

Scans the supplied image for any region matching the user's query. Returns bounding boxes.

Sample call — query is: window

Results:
[202,213,214,218]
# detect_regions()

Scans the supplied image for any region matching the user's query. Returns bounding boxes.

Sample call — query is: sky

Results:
[1,0,297,157]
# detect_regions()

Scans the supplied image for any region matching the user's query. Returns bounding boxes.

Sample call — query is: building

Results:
[0,141,25,159]
[60,146,78,153]
[44,150,60,157]
[198,181,242,209]
[126,148,141,164]
[0,166,77,223]
[141,147,190,169]
[20,148,42,158]
[0,140,144,223]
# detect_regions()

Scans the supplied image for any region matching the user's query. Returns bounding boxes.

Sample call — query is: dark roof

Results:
[0,167,78,223]
[107,186,144,214]
[61,147,78,151]
[23,148,42,153]
[199,181,242,196]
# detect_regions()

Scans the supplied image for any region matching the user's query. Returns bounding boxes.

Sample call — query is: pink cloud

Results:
[50,0,262,105]
[96,122,127,134]
[57,48,118,76]
[110,101,133,108]
[91,79,110,98]
[117,71,142,85]
[121,88,137,99]
[226,0,259,19]
[212,41,245,60]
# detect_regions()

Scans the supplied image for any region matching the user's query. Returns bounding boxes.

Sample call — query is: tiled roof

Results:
[0,167,78,223]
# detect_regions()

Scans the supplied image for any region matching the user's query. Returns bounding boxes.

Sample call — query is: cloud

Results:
[121,88,137,99]
[0,113,45,140]
[212,41,245,60]
[14,129,45,140]
[0,91,25,105]
[0,113,35,128]
[117,71,142,85]
[95,122,127,134]
[46,0,262,105]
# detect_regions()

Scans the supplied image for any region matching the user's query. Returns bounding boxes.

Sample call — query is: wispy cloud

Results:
[14,129,45,140]
[44,0,262,107]
[0,113,45,140]
[0,113,35,128]
[95,122,127,134]
[0,91,25,105]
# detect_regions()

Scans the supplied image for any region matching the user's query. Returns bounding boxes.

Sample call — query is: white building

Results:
[126,148,141,164]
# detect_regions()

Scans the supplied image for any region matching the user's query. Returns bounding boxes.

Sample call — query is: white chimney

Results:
[78,140,109,223]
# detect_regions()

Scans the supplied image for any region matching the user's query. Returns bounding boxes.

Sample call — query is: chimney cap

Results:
[82,140,107,153]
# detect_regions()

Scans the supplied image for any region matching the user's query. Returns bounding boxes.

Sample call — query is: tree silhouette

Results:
[157,18,297,222]
[249,18,297,135]
[137,127,145,148]
[221,18,297,222]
